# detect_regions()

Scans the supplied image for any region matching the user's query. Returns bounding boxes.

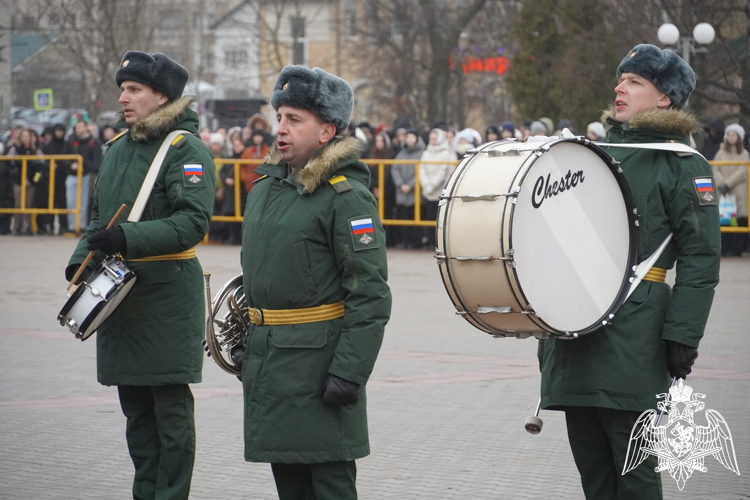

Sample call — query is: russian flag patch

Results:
[183,164,204,186]
[693,177,717,206]
[349,216,380,250]
[351,218,374,235]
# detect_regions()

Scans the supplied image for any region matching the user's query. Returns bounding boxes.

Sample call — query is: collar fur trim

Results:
[263,137,363,193]
[123,96,193,142]
[601,105,700,136]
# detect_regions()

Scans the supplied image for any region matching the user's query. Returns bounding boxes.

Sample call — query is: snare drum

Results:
[58,256,137,340]
[437,137,638,338]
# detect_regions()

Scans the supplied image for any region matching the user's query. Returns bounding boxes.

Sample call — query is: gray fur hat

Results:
[115,51,189,102]
[271,65,353,132]
[616,44,695,109]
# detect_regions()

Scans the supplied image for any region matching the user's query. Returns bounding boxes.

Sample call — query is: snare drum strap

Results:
[625,232,673,300]
[127,129,192,223]
[595,142,704,159]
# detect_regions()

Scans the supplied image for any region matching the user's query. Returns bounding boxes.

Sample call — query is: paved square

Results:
[1,236,748,499]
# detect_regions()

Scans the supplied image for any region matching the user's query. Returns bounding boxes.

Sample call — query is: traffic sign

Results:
[33,89,53,111]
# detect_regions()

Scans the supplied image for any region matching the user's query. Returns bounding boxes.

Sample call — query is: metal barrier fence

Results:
[0,154,85,232]
[212,159,750,233]
[210,158,461,227]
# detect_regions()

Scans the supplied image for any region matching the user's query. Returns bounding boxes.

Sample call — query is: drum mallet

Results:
[66,203,127,294]
[525,397,543,434]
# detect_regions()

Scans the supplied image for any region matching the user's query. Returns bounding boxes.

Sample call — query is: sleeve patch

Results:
[329,175,352,193]
[349,215,380,251]
[183,164,206,188]
[693,177,717,206]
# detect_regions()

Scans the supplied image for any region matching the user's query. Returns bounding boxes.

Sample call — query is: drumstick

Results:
[66,204,127,293]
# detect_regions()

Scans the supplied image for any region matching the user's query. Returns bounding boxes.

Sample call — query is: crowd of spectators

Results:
[0,120,110,235]
[3,110,748,256]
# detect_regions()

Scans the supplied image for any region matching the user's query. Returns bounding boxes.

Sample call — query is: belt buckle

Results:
[249,308,264,325]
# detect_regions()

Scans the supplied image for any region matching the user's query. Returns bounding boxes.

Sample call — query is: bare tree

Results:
[17,0,171,119]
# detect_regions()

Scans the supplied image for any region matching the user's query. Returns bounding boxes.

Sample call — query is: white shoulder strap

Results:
[127,129,192,223]
[595,141,704,159]
[625,232,673,300]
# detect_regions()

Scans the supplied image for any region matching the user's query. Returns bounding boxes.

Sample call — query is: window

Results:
[345,9,356,40]
[225,49,248,68]
[290,15,306,66]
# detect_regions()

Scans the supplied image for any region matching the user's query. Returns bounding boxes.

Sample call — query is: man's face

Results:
[118,81,167,125]
[74,121,88,136]
[405,133,418,147]
[54,129,65,139]
[614,73,671,123]
[275,105,335,169]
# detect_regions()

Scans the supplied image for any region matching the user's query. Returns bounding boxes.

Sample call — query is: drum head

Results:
[510,141,635,333]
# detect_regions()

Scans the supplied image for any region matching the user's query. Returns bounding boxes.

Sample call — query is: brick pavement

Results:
[0,236,748,499]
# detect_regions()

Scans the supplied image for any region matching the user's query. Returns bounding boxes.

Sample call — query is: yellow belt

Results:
[129,247,196,262]
[248,301,345,326]
[642,267,666,283]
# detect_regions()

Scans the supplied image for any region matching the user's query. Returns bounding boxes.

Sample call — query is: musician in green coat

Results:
[65,51,215,500]
[240,66,391,499]
[539,45,721,500]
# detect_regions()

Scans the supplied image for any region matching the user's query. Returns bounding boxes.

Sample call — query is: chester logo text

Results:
[622,379,740,490]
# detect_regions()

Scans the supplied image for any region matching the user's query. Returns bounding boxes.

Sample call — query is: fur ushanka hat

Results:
[115,51,189,102]
[616,44,695,109]
[271,65,354,133]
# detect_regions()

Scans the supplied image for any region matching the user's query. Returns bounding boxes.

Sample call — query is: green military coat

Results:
[68,97,216,386]
[241,137,391,463]
[541,108,721,411]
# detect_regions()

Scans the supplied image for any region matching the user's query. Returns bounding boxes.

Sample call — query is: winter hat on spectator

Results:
[530,121,547,136]
[209,133,224,146]
[485,124,501,140]
[115,51,189,102]
[538,117,554,136]
[725,123,745,143]
[557,119,573,131]
[587,122,607,140]
[616,44,695,109]
[271,65,353,133]
[501,121,515,134]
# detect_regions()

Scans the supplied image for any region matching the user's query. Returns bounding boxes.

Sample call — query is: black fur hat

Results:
[616,44,695,109]
[115,51,189,102]
[271,65,353,132]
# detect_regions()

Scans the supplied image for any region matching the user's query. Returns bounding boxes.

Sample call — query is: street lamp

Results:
[657,22,715,66]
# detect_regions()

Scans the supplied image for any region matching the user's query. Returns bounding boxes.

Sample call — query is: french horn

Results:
[203,272,248,376]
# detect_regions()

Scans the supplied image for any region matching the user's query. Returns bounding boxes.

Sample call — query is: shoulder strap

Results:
[596,141,704,159]
[127,129,192,222]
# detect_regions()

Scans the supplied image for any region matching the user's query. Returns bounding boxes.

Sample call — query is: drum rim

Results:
[505,137,639,335]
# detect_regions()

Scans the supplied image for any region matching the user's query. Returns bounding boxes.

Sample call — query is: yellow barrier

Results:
[208,158,747,233]
[0,154,85,233]
[707,161,750,234]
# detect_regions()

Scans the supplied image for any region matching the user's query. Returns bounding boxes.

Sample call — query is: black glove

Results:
[322,374,360,407]
[537,339,545,373]
[87,226,127,256]
[665,340,698,379]
[64,264,93,284]
[718,183,730,195]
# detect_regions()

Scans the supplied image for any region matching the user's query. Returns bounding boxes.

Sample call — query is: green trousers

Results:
[118,385,196,500]
[271,461,357,500]
[564,407,662,500]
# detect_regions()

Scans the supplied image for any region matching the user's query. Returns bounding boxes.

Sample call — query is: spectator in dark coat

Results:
[7,129,45,235]
[700,117,725,161]
[65,120,102,233]
[485,124,501,143]
[370,131,396,247]
[37,123,68,233]
[391,130,425,248]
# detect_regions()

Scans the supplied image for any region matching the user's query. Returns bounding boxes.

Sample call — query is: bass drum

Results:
[436,137,638,338]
